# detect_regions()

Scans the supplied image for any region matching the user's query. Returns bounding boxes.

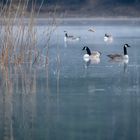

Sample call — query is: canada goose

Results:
[107,44,130,63]
[82,46,101,63]
[104,33,113,43]
[64,32,80,42]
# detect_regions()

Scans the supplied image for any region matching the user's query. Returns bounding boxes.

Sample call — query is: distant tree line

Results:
[103,0,140,3]
[32,0,87,5]
[35,0,140,4]
[1,0,140,5]
[0,0,87,5]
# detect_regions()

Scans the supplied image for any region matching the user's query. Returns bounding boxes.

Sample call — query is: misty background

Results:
[0,0,140,17]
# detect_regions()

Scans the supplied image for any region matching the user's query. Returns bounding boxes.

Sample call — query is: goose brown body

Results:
[82,46,101,63]
[64,32,80,42]
[107,44,130,61]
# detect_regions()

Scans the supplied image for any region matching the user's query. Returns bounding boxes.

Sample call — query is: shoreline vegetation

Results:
[0,1,57,67]
[0,1,58,103]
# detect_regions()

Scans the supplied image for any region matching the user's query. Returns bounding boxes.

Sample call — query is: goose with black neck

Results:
[82,46,101,64]
[107,44,130,63]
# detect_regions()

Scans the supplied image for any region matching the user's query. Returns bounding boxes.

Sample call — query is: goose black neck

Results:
[86,47,91,55]
[65,33,68,37]
[105,34,109,37]
[124,46,127,55]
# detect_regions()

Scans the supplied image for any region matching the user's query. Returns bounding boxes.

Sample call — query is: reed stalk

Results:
[0,0,56,67]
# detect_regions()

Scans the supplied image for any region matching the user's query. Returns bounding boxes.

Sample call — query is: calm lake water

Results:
[0,19,140,140]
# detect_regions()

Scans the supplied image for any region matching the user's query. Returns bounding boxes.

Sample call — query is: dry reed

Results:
[0,0,57,67]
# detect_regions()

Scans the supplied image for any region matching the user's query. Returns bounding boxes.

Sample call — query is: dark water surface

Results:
[0,19,140,140]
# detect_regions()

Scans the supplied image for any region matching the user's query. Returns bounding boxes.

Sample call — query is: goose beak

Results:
[82,47,85,50]
[125,44,131,47]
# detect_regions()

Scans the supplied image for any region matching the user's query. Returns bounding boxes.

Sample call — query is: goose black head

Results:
[82,46,87,50]
[82,46,91,55]
[124,44,130,48]
[105,34,109,37]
